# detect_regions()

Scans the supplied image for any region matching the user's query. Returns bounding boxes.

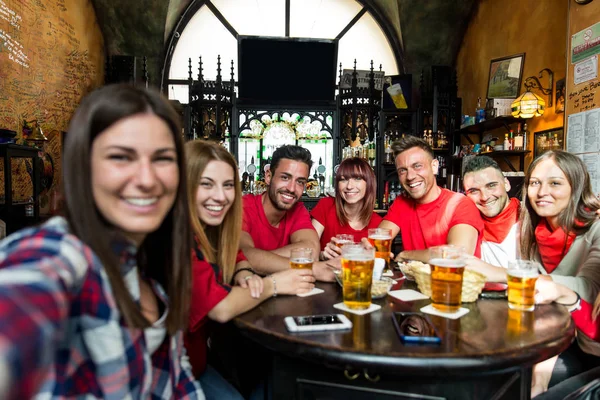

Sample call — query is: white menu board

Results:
[569,109,600,196]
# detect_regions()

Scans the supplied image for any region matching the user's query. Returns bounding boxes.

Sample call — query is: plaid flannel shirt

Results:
[0,217,204,399]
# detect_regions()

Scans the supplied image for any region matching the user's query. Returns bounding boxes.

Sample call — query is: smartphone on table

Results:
[284,314,353,332]
[391,312,441,344]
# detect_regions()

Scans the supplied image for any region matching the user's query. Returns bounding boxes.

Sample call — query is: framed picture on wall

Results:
[486,53,525,99]
[534,127,564,159]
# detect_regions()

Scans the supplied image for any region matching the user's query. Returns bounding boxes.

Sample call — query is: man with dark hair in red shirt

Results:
[378,136,484,262]
[240,145,335,282]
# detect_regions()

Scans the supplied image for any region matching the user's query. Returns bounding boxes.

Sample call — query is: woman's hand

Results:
[235,271,264,298]
[322,238,343,260]
[534,277,577,305]
[273,269,316,295]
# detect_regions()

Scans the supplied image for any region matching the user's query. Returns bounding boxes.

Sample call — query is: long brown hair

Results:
[63,84,192,335]
[335,157,377,227]
[520,150,600,260]
[185,140,243,284]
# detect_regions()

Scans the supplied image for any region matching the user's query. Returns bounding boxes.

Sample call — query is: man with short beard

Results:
[461,156,520,281]
[378,136,483,263]
[240,145,334,282]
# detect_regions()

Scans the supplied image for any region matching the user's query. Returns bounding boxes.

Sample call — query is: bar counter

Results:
[234,277,575,399]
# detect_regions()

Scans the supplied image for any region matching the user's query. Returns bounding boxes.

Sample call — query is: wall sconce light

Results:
[511,68,554,118]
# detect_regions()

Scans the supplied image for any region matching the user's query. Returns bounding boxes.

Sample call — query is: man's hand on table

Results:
[313,259,339,282]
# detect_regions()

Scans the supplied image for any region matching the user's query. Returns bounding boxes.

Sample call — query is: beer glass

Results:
[429,245,466,313]
[335,234,354,248]
[341,244,375,310]
[507,260,539,311]
[367,228,392,270]
[290,248,313,270]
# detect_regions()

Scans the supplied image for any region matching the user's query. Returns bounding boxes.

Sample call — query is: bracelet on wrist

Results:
[232,267,255,281]
[557,292,581,312]
[270,274,277,297]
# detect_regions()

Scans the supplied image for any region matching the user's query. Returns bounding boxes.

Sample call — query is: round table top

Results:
[234,277,575,377]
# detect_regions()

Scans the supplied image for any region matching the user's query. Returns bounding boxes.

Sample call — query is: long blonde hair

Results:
[185,140,242,284]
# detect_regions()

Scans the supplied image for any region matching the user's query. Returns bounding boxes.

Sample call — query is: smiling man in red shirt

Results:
[240,145,334,282]
[378,136,483,262]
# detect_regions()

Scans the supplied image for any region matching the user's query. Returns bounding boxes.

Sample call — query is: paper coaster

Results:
[333,302,382,315]
[388,289,429,302]
[420,304,469,320]
[297,288,324,297]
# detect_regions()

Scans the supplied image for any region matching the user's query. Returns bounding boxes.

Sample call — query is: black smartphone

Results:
[284,314,353,332]
[391,312,441,344]
[480,282,508,299]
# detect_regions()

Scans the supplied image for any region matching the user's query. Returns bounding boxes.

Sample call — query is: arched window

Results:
[162,0,403,190]
[163,0,403,102]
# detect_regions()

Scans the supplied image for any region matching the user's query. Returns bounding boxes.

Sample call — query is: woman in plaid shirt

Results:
[0,84,205,399]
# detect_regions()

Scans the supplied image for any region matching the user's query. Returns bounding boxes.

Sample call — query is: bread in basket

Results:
[408,261,486,303]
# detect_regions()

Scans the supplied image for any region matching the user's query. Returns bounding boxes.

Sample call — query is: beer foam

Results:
[429,258,465,268]
[291,258,313,264]
[507,269,539,278]
[343,255,374,262]
[369,235,391,240]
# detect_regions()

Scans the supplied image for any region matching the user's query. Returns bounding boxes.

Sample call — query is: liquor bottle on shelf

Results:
[513,125,524,151]
[382,181,389,210]
[368,141,376,167]
[503,134,510,151]
[508,130,514,150]
[522,123,528,150]
[384,133,393,164]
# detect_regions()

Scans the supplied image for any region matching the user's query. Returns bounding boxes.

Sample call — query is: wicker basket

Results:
[411,263,486,303]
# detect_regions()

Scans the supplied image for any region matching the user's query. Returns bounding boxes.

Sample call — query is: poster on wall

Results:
[574,55,598,85]
[572,22,600,64]
[580,153,600,196]
[567,109,600,154]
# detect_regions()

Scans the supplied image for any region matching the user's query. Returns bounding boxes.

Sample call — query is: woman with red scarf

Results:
[519,150,600,397]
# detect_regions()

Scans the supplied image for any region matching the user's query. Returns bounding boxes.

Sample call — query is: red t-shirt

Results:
[242,193,315,250]
[310,196,383,250]
[184,246,231,378]
[384,188,484,257]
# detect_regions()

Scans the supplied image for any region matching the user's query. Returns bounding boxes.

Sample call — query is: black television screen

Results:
[238,36,337,104]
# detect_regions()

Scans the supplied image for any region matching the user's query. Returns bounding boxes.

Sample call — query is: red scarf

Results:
[482,197,520,243]
[535,219,576,273]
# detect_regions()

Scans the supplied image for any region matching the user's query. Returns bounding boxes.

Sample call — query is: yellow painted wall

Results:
[456,0,567,169]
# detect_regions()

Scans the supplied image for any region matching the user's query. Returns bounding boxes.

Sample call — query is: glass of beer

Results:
[367,228,392,270]
[507,260,539,311]
[290,248,313,270]
[429,245,466,313]
[341,244,375,310]
[335,234,354,248]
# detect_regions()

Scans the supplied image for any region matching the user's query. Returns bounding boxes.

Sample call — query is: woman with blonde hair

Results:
[184,140,315,398]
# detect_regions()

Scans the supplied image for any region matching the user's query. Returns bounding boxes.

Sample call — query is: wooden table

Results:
[234,278,575,400]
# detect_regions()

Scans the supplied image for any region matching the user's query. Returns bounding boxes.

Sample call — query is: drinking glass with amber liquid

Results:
[429,245,466,313]
[507,260,539,311]
[335,234,354,248]
[367,228,392,270]
[290,248,314,270]
[341,244,375,310]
